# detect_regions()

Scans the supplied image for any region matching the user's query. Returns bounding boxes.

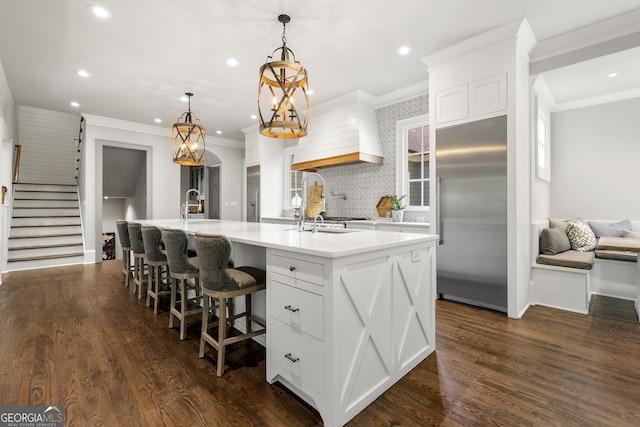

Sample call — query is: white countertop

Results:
[138,219,437,258]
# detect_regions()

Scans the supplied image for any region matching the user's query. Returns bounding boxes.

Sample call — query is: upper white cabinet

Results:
[435,84,469,124]
[435,73,507,125]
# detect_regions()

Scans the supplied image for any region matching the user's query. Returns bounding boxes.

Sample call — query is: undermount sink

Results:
[286,226,359,233]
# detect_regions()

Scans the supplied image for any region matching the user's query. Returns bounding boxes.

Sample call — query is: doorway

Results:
[208,165,220,219]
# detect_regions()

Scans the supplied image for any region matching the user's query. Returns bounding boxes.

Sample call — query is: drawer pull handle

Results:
[289,266,295,271]
[284,353,299,363]
[284,305,299,313]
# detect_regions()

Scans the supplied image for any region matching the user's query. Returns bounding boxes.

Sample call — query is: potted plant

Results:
[387,194,406,222]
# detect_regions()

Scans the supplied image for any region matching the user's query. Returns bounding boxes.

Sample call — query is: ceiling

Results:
[1,1,639,141]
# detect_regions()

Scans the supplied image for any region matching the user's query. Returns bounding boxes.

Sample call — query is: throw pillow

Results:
[548,217,569,232]
[588,220,632,238]
[565,220,596,252]
[539,227,571,255]
[623,229,640,239]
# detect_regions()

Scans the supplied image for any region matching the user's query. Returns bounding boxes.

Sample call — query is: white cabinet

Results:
[435,73,507,125]
[435,84,469,124]
[345,221,429,233]
[267,251,326,400]
[266,240,437,426]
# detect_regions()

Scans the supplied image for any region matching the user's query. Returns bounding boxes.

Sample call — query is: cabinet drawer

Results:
[270,326,324,394]
[270,280,323,341]
[270,254,324,286]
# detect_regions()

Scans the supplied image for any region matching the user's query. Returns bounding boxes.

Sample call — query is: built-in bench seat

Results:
[531,220,639,314]
[536,250,595,270]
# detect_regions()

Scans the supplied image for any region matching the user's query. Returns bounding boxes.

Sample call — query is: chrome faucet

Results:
[298,172,326,232]
[184,188,201,222]
[312,215,324,233]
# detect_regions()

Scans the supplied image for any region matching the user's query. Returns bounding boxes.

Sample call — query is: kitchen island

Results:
[137,219,438,426]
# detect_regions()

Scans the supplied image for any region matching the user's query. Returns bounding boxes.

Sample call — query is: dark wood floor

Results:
[1,260,639,426]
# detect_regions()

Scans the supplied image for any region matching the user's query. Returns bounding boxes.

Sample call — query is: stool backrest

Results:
[116,220,131,248]
[127,223,145,255]
[195,233,236,291]
[141,225,166,263]
[162,229,199,275]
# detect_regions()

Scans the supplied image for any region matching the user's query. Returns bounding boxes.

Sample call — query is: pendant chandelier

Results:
[258,14,309,139]
[172,92,205,165]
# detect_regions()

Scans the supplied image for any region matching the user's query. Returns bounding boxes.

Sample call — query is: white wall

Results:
[550,97,640,220]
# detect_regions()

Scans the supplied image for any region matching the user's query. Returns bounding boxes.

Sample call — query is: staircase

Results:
[7,183,84,271]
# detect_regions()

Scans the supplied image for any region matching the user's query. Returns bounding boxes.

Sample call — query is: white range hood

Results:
[292,90,383,171]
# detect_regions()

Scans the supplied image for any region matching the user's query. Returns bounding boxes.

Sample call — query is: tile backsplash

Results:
[314,94,429,221]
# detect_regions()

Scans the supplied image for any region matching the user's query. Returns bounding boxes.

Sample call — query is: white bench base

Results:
[531,263,591,314]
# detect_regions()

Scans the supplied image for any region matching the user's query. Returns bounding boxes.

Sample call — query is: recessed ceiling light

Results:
[397,45,412,56]
[180,95,189,102]
[76,69,90,78]
[216,130,222,134]
[226,58,239,67]
[307,89,315,95]
[250,114,257,120]
[154,118,162,123]
[607,72,619,78]
[70,101,80,108]
[88,5,113,19]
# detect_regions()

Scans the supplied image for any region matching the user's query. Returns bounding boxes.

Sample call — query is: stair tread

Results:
[10,233,83,239]
[9,243,84,251]
[13,215,80,218]
[12,224,81,228]
[8,253,84,263]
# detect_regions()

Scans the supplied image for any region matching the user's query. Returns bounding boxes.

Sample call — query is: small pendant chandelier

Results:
[172,92,205,165]
[258,14,309,139]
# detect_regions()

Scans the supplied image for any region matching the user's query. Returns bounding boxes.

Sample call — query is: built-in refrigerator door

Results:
[246,165,260,222]
[435,116,508,312]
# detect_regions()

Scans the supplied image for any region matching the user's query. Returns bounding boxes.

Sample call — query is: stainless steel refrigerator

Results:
[246,165,260,222]
[435,116,507,312]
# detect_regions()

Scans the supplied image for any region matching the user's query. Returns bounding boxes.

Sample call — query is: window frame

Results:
[395,114,430,212]
[536,100,551,182]
[282,146,306,209]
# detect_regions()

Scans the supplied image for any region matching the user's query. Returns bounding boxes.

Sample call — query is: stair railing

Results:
[75,116,85,185]
[12,144,21,184]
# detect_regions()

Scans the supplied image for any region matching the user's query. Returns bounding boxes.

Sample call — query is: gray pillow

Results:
[566,220,596,252]
[548,217,569,232]
[588,220,632,238]
[539,227,571,255]
[623,229,640,238]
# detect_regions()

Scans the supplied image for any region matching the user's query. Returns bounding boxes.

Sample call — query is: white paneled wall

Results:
[18,106,80,184]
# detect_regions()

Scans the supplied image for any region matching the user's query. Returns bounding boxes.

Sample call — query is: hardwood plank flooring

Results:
[1,260,639,426]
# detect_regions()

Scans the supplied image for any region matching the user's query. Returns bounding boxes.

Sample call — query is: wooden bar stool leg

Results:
[180,279,188,340]
[199,295,210,358]
[217,296,227,377]
[146,264,154,308]
[169,278,177,329]
[246,294,252,333]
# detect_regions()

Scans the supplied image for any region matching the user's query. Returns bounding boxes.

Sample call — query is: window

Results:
[396,114,430,210]
[536,102,550,182]
[283,148,305,209]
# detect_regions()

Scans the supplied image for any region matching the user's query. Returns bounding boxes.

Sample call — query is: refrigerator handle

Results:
[437,177,443,245]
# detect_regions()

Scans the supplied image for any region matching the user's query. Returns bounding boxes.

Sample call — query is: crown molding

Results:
[553,87,640,112]
[422,18,536,71]
[82,113,170,137]
[531,9,640,63]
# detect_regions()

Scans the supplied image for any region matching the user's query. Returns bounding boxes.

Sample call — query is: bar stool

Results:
[127,222,148,299]
[162,229,203,340]
[142,225,171,314]
[116,220,133,288]
[194,232,266,376]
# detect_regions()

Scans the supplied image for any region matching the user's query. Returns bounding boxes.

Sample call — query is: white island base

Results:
[136,220,437,426]
[266,242,436,426]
